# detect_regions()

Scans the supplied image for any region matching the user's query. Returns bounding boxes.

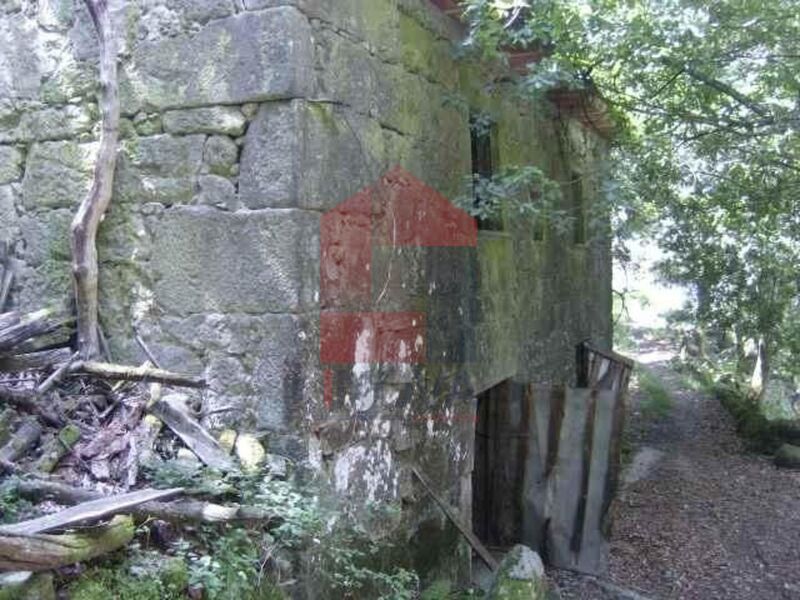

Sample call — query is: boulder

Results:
[487,545,548,600]
[774,443,800,469]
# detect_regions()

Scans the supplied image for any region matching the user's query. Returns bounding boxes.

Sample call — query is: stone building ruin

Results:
[0,0,613,584]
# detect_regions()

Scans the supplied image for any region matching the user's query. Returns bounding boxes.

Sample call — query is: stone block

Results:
[196,174,236,209]
[239,100,382,210]
[163,106,246,136]
[149,206,319,315]
[121,8,313,112]
[0,14,57,100]
[398,12,457,88]
[114,134,204,205]
[0,104,94,143]
[203,135,238,176]
[247,0,400,61]
[251,313,314,430]
[133,112,163,135]
[314,29,383,118]
[17,208,73,266]
[22,140,97,210]
[0,145,23,183]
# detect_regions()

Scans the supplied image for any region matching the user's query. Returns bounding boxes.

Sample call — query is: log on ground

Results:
[0,487,183,535]
[15,479,271,524]
[0,515,134,572]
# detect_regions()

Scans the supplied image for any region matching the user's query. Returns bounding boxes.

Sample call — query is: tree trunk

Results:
[749,337,770,403]
[70,0,119,359]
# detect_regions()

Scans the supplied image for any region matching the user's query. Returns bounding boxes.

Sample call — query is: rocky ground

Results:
[552,334,800,600]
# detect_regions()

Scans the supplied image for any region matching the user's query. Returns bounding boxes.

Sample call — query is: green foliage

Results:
[0,479,33,524]
[462,0,800,395]
[249,478,419,599]
[181,527,283,600]
[636,366,672,418]
[140,459,233,496]
[455,165,575,234]
[67,556,188,600]
[676,357,800,452]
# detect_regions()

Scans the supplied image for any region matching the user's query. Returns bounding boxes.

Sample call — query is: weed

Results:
[66,555,187,600]
[183,527,283,600]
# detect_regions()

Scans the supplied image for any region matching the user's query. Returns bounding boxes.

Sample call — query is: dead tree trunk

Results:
[70,0,119,359]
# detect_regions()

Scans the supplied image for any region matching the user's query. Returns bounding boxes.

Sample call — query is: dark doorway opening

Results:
[472,379,526,548]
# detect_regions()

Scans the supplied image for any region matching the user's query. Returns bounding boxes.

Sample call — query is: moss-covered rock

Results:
[774,443,800,469]
[715,382,800,452]
[487,545,548,600]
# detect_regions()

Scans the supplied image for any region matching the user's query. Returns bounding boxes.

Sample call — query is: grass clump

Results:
[636,366,673,418]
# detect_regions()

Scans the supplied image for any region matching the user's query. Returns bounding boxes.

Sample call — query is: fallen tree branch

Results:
[0,418,41,467]
[34,424,81,473]
[412,467,499,571]
[75,361,206,389]
[0,514,134,572]
[0,487,183,535]
[36,353,80,396]
[15,479,271,525]
[0,386,64,428]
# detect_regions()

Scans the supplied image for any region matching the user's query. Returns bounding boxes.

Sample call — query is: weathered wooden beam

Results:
[0,309,71,354]
[149,397,235,471]
[412,467,499,572]
[0,487,183,535]
[0,515,134,572]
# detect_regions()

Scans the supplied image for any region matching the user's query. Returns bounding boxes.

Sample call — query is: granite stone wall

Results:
[0,0,612,585]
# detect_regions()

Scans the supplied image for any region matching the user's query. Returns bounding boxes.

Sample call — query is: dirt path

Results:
[553,337,800,599]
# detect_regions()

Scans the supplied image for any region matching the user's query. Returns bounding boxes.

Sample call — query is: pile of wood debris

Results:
[0,307,276,588]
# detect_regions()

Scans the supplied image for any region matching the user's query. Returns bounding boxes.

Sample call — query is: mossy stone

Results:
[775,443,800,469]
[487,545,547,600]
